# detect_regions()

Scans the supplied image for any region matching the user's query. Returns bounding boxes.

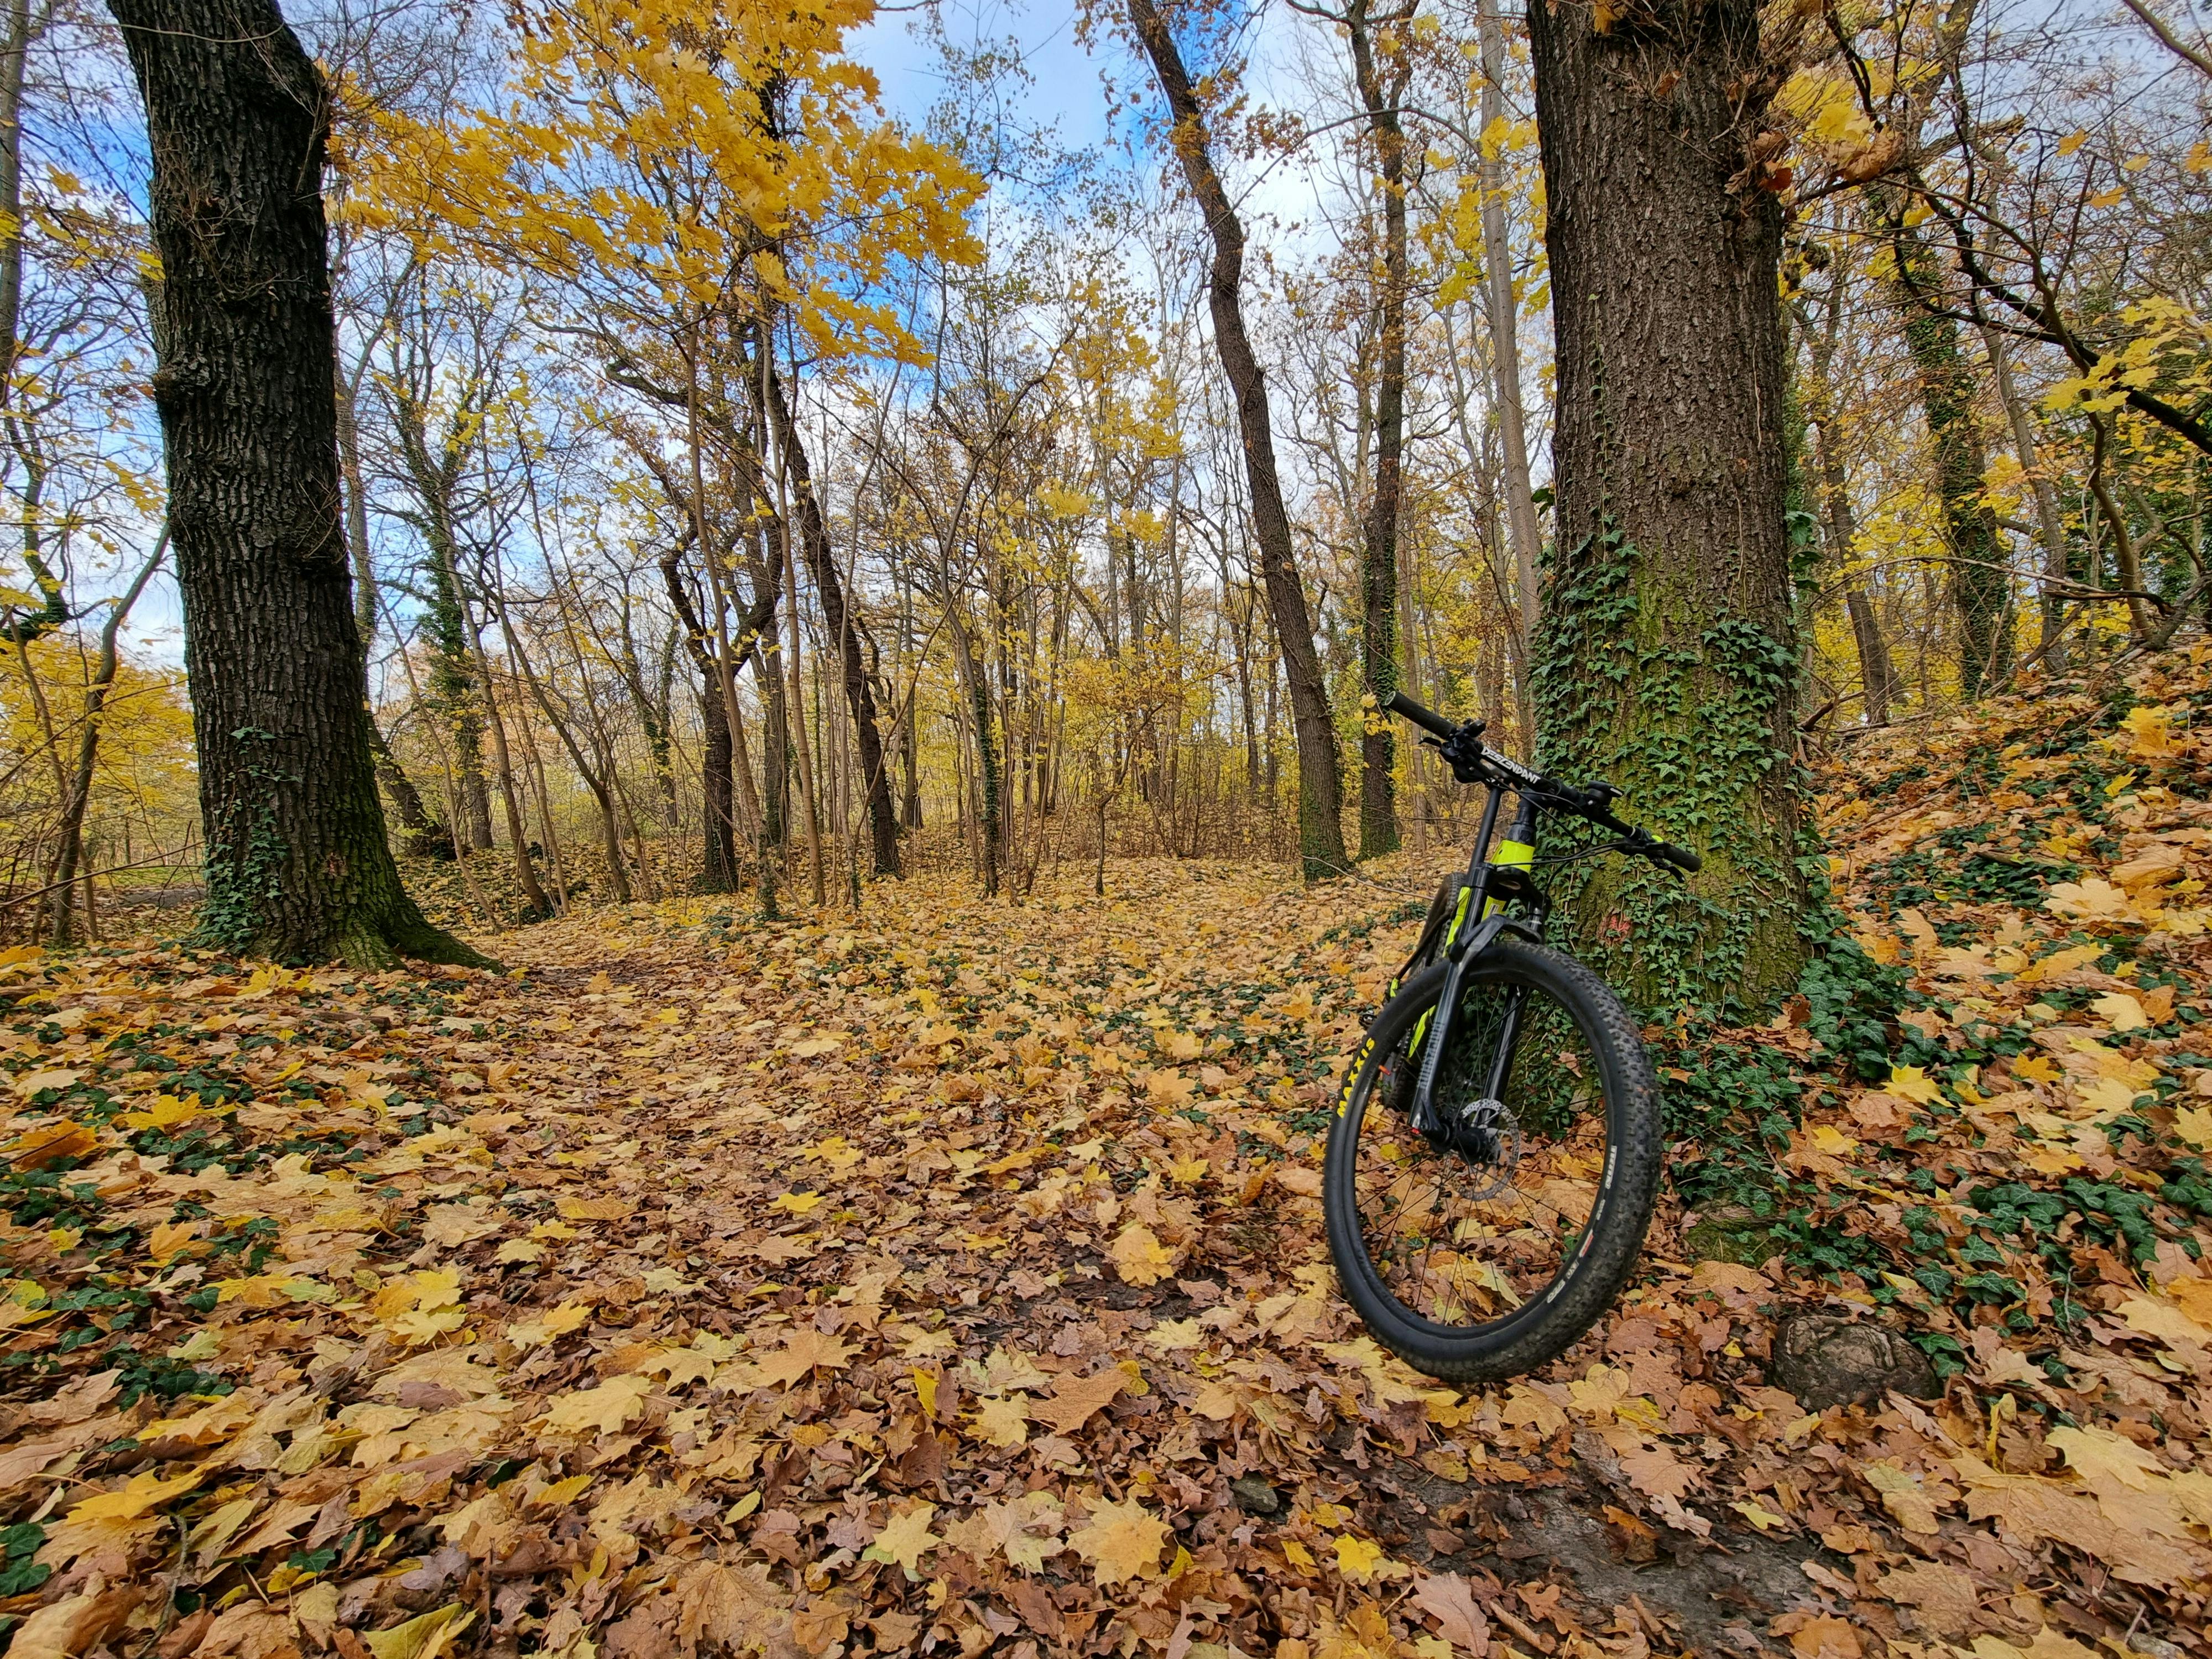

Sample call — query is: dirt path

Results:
[3,650,2211,1659]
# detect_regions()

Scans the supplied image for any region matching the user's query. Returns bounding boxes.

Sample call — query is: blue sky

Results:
[849,1,1119,149]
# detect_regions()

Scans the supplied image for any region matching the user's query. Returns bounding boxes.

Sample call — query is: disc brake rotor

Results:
[1448,1095,1522,1200]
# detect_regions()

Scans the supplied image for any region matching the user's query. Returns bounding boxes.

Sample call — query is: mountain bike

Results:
[1324,691,1703,1384]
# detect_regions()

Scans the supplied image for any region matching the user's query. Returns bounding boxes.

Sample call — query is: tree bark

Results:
[1979,322,2070,672]
[1527,0,1807,1009]
[45,534,168,945]
[109,0,486,967]
[762,361,901,878]
[1888,227,2011,692]
[1477,0,1543,730]
[1128,0,1349,880]
[1845,591,1896,724]
[1347,0,1407,860]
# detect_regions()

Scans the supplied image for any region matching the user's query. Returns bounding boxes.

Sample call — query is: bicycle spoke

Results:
[1349,966,1611,1330]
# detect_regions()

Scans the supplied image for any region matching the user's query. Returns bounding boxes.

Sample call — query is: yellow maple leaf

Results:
[2116,1297,2203,1348]
[147,1220,201,1263]
[1167,1156,1209,1187]
[1809,1124,1859,1155]
[2046,878,2131,921]
[119,1094,202,1133]
[1068,1498,1169,1585]
[2120,705,2176,758]
[1886,1066,1943,1105]
[2048,1424,2166,1491]
[540,1374,650,1436]
[1282,1537,1317,1571]
[2090,992,2147,1031]
[508,1300,593,1348]
[770,1191,826,1216]
[754,1328,854,1387]
[863,1502,940,1577]
[1332,1532,1386,1580]
[1144,1068,1197,1107]
[1108,1222,1176,1287]
[530,1473,593,1507]
[372,1267,466,1345]
[2173,1105,2212,1149]
[969,1395,1030,1449]
[1159,1030,1204,1061]
[363,1603,474,1659]
[62,1467,202,1525]
[1733,1499,1787,1531]
[1500,1384,1567,1434]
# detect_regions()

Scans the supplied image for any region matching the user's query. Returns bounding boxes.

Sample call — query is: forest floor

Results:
[2,645,2211,1659]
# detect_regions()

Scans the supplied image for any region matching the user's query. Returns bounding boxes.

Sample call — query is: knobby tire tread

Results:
[1323,939,1663,1386]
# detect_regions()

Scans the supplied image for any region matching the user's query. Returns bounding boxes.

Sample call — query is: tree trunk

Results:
[1889,228,2011,692]
[0,12,67,651]
[1348,0,1406,861]
[1128,0,1349,880]
[762,361,900,878]
[1478,0,1543,734]
[1527,0,1807,1009]
[461,597,549,919]
[46,534,168,945]
[0,0,27,408]
[1979,322,2070,672]
[109,0,484,967]
[1845,591,1897,724]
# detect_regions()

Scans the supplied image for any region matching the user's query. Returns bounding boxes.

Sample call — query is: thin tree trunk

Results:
[1980,321,2071,671]
[2086,412,2154,643]
[462,599,549,919]
[773,453,826,907]
[1478,0,1543,708]
[492,596,632,904]
[1128,0,1349,880]
[45,534,168,943]
[1845,591,1897,724]
[109,0,483,966]
[1348,0,1408,860]
[762,359,900,878]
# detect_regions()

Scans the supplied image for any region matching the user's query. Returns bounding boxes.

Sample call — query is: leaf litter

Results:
[0,650,2210,1656]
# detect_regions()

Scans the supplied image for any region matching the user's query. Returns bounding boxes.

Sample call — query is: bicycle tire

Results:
[1323,938,1663,1385]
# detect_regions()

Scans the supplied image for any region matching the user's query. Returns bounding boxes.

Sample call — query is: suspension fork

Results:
[1410,785,1519,1137]
[1474,796,1542,1104]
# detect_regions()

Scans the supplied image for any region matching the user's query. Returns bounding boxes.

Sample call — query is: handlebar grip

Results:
[1383,690,1462,741]
[1655,842,1703,874]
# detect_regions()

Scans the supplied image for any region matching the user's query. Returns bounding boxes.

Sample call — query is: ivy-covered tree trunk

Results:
[1890,228,2011,696]
[1527,0,1808,1010]
[109,0,487,968]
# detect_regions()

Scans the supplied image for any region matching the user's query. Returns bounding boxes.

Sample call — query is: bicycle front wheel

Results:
[1323,938,1663,1385]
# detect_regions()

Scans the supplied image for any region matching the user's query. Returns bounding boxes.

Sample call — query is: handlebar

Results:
[1385,689,1462,743]
[1381,691,1703,874]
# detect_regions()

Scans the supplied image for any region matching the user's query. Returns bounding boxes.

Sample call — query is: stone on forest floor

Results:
[1768,1312,1939,1408]
[1231,1474,1283,1516]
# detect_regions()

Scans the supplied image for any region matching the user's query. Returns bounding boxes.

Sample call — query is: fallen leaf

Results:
[1068,1498,1169,1585]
